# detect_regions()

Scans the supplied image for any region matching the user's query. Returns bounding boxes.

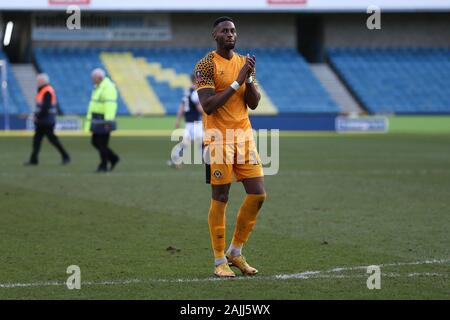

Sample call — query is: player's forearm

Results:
[201,87,237,115]
[245,84,261,109]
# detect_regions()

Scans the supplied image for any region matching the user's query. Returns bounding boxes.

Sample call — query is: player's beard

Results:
[222,39,236,50]
[223,39,236,50]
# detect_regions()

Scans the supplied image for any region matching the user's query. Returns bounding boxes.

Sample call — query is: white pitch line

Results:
[0,259,448,289]
[275,258,450,280]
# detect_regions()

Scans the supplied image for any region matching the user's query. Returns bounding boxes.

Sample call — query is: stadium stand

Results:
[250,48,339,113]
[0,51,30,114]
[34,47,340,115]
[34,47,129,115]
[328,48,450,114]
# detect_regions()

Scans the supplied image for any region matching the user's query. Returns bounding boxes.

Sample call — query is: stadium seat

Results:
[0,51,30,115]
[328,48,450,114]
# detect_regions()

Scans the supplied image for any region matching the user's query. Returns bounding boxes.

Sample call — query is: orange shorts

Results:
[205,141,264,185]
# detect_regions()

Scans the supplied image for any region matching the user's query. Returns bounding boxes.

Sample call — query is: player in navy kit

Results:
[167,74,204,168]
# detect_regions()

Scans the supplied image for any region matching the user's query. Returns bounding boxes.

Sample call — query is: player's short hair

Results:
[213,16,234,28]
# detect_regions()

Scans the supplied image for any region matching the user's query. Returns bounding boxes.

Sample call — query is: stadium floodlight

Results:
[3,21,13,46]
[0,60,10,130]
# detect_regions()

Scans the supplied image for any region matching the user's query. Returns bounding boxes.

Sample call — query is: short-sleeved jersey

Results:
[182,87,201,123]
[194,51,257,145]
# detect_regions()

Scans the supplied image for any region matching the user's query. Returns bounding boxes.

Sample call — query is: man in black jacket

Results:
[25,73,70,166]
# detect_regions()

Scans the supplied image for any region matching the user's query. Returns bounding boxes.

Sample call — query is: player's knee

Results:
[259,192,267,202]
[249,192,266,210]
[257,192,267,204]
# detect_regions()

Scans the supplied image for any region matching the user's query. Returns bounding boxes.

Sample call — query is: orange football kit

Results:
[194,51,264,185]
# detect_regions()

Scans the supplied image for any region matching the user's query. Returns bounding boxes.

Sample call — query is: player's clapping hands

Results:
[236,54,256,85]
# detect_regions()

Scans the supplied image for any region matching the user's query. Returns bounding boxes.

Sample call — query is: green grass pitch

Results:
[0,134,448,299]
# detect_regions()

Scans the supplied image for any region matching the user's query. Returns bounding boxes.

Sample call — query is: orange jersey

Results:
[194,51,257,144]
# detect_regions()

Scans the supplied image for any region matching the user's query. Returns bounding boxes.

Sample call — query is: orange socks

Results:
[208,199,227,260]
[231,193,266,248]
[208,194,266,263]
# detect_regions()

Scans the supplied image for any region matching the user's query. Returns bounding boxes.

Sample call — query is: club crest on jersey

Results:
[195,71,203,82]
[214,170,222,179]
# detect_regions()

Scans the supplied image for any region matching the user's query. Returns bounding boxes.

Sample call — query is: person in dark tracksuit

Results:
[85,68,119,173]
[25,73,70,166]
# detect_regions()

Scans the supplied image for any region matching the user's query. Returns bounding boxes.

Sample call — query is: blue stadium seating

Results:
[251,48,339,113]
[140,48,207,114]
[133,47,339,113]
[0,51,29,114]
[328,48,450,114]
[34,47,129,115]
[34,47,340,115]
